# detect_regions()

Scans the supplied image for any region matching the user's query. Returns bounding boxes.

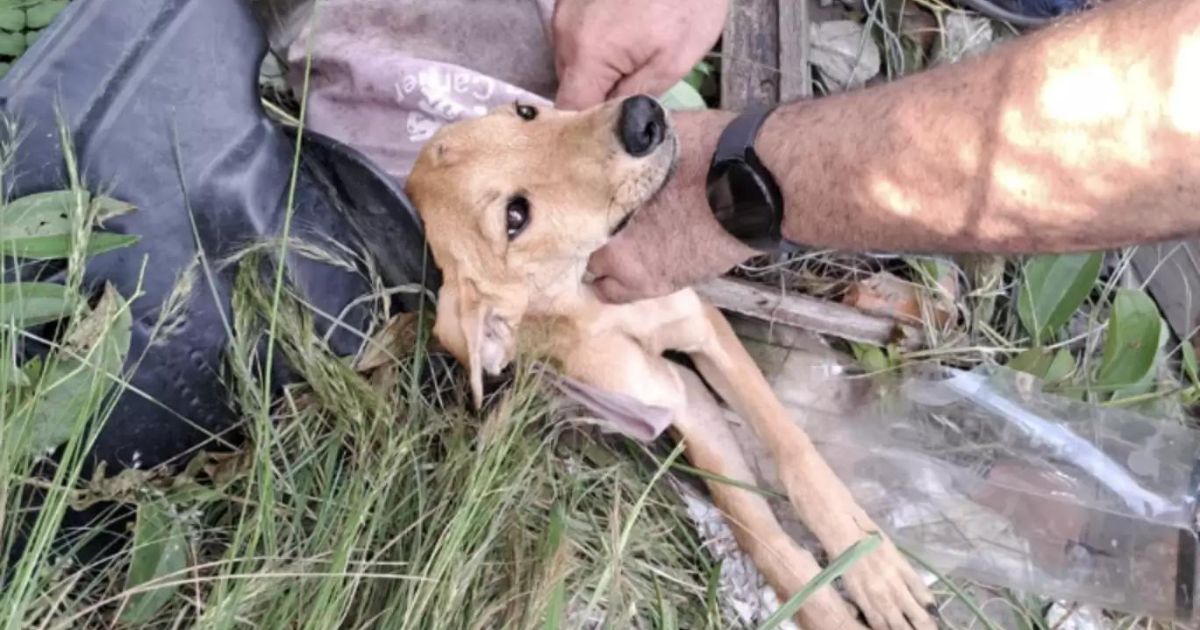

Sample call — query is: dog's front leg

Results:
[680,303,937,630]
[668,365,866,630]
[562,330,861,629]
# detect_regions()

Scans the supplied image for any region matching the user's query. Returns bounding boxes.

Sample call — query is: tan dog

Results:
[405,96,937,630]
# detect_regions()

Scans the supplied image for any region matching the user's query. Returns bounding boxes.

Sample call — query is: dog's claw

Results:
[774,453,936,630]
[840,535,938,630]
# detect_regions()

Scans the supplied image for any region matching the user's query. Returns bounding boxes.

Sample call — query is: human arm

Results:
[589,0,1200,302]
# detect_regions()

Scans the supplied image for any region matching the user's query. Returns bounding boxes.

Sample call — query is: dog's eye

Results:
[515,103,538,121]
[505,196,530,239]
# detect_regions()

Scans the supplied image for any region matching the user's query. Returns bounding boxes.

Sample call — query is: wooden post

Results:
[720,0,780,110]
[720,0,813,109]
[778,0,813,101]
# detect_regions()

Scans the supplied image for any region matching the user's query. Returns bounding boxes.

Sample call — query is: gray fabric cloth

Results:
[539,364,675,443]
[281,0,558,180]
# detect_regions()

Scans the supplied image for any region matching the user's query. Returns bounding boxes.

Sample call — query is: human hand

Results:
[552,0,729,110]
[587,110,760,303]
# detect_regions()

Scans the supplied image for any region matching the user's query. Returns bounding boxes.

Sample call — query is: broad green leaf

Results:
[0,7,24,32]
[1,190,138,259]
[1,189,78,238]
[849,341,891,373]
[1096,289,1161,395]
[11,359,99,456]
[1,352,30,390]
[1017,253,1102,345]
[661,80,706,111]
[1,232,139,260]
[1009,348,1049,376]
[0,30,22,57]
[1110,316,1169,401]
[757,533,881,630]
[21,355,43,383]
[1111,362,1158,401]
[25,0,68,30]
[1045,348,1076,383]
[683,60,714,90]
[0,281,78,328]
[10,284,132,456]
[121,500,187,624]
[1009,347,1075,384]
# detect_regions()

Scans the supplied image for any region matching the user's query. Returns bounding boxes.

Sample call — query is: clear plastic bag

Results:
[803,365,1199,621]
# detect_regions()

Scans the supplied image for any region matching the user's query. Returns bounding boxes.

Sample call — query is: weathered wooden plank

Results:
[695,276,925,349]
[778,0,813,101]
[721,0,780,110]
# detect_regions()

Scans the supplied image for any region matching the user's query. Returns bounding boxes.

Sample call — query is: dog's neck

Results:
[527,278,605,320]
[520,256,605,317]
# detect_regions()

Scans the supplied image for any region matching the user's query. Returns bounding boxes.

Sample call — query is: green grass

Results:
[1,211,726,629]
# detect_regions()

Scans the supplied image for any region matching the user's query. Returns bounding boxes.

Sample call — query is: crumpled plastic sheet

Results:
[809,20,881,92]
[695,325,1198,624]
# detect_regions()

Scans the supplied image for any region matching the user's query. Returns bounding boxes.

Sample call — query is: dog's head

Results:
[406,95,678,406]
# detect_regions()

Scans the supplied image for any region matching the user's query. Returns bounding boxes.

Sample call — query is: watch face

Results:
[707,160,778,248]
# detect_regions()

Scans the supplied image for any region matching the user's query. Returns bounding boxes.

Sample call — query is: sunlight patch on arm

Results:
[1170,36,1200,134]
[1039,62,1126,125]
[868,177,922,219]
[991,162,1047,203]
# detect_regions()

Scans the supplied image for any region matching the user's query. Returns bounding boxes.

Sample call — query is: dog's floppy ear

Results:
[433,275,515,409]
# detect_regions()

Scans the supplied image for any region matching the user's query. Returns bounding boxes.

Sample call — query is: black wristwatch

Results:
[705,104,785,252]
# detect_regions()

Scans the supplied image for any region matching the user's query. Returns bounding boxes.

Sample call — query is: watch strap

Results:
[712,103,776,164]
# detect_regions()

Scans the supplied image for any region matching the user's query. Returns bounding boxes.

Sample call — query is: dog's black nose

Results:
[618,95,666,157]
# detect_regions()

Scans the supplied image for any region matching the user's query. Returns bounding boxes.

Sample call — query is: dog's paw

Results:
[840,535,938,630]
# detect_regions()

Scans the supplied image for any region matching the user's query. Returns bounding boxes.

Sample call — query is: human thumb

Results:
[590,275,639,304]
[555,63,617,111]
[587,245,661,304]
[609,58,678,102]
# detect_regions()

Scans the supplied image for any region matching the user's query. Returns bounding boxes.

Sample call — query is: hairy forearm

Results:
[744,0,1200,254]
[590,0,1200,302]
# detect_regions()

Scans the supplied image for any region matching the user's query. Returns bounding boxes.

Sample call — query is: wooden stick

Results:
[695,277,925,349]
